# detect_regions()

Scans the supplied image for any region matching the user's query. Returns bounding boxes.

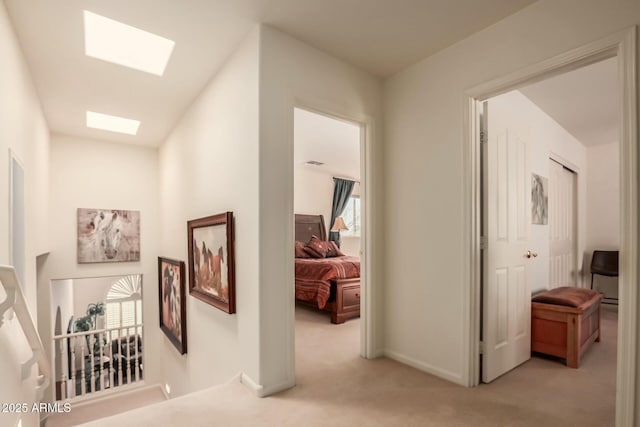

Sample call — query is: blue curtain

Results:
[329,178,355,244]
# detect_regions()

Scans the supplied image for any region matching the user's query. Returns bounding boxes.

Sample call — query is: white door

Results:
[482,95,533,383]
[549,159,577,288]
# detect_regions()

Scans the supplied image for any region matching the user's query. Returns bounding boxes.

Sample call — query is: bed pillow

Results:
[303,235,330,258]
[295,241,310,258]
[326,241,345,257]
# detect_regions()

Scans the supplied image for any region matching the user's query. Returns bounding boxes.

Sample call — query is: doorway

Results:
[480,71,619,384]
[466,28,637,422]
[292,106,365,377]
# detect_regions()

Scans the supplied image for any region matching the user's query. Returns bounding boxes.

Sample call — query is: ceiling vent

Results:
[305,160,324,166]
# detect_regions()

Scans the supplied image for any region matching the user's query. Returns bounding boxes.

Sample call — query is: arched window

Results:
[105,275,142,339]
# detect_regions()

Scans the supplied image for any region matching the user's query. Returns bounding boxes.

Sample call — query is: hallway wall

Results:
[0,2,50,425]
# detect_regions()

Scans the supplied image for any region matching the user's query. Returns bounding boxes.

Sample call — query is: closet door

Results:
[549,159,577,288]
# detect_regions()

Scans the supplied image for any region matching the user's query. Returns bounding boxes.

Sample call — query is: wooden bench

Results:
[531,287,602,368]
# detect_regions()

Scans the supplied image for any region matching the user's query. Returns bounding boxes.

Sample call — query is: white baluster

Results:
[98,330,105,391]
[70,336,77,398]
[89,334,96,393]
[117,333,123,387]
[125,331,132,385]
[79,339,86,396]
[109,329,115,389]
[133,303,139,383]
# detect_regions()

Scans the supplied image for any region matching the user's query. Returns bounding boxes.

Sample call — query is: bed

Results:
[295,214,361,324]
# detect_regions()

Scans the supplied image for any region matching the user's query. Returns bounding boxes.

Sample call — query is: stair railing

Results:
[0,264,51,401]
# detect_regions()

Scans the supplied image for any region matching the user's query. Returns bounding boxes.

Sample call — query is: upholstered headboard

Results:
[295,214,327,242]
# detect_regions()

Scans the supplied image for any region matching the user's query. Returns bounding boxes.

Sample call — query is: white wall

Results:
[586,141,620,297]
[70,276,119,321]
[157,28,260,398]
[294,167,334,236]
[40,134,160,402]
[382,0,640,387]
[0,0,49,319]
[0,2,50,425]
[488,90,587,293]
[258,25,383,393]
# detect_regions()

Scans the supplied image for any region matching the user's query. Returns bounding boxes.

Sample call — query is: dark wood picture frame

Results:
[187,212,236,314]
[158,257,187,354]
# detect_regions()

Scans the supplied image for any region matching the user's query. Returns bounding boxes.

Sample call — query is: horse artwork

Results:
[77,208,140,263]
[187,212,235,314]
[158,257,187,354]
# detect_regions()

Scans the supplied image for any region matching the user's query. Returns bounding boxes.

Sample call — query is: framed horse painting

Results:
[187,212,236,314]
[158,257,187,354]
[77,208,140,263]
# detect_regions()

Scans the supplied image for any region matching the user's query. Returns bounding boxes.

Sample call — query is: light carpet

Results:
[80,304,617,427]
[45,385,167,427]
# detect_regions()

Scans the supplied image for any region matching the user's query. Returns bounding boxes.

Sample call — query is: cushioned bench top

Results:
[532,286,600,308]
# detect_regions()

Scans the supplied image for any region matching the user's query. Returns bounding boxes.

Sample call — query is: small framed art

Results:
[158,257,187,354]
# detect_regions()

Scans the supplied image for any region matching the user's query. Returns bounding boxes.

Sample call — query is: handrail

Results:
[53,328,107,340]
[52,323,144,340]
[0,265,51,400]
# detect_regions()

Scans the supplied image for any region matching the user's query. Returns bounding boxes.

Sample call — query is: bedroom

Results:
[293,107,363,365]
[472,54,620,420]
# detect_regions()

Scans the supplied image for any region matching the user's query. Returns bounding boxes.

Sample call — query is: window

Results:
[106,299,142,335]
[342,196,361,236]
[105,275,143,339]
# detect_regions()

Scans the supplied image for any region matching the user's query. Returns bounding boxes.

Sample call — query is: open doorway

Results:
[466,29,636,422]
[292,107,364,381]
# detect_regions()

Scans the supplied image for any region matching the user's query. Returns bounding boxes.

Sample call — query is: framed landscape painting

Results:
[158,257,187,354]
[187,212,236,314]
[77,208,140,263]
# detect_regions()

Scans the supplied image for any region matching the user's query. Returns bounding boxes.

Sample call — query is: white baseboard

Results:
[239,372,295,397]
[239,372,263,395]
[258,378,295,397]
[382,349,465,386]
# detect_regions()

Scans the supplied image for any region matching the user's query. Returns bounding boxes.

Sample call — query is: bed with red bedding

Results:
[295,214,361,324]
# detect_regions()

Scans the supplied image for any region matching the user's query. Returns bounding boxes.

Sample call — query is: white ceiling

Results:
[4,0,537,147]
[520,57,619,147]
[294,108,360,180]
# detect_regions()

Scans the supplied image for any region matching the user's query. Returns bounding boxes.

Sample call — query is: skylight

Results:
[86,111,141,135]
[83,11,175,76]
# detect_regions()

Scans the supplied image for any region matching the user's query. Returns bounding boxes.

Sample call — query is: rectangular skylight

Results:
[86,111,141,135]
[84,11,175,76]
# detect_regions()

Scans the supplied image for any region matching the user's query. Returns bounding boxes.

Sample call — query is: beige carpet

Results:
[45,385,167,427]
[81,305,617,427]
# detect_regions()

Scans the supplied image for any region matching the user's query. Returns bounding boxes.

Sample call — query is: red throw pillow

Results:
[326,241,345,257]
[304,235,330,258]
[294,241,309,258]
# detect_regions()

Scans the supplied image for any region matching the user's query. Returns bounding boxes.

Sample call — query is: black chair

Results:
[590,250,619,304]
[111,334,143,385]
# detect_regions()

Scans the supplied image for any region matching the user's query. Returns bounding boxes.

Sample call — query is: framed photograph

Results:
[531,173,549,225]
[77,208,140,263]
[187,212,236,314]
[158,257,187,354]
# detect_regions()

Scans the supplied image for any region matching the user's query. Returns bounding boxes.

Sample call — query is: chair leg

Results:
[590,274,594,290]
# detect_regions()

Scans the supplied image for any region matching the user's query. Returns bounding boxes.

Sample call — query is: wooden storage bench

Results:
[531,287,602,368]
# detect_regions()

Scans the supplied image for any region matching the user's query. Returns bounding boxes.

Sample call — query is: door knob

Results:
[526,250,538,258]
